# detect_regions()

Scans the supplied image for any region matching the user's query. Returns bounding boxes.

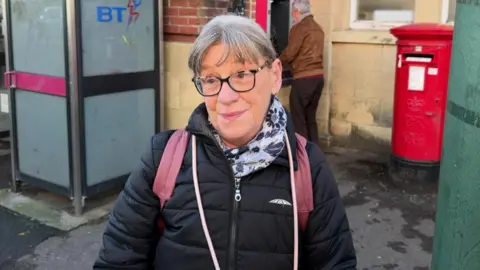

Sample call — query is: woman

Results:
[94,14,356,270]
[280,0,324,146]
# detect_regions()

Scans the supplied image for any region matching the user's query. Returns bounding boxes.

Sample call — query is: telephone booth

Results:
[1,0,164,215]
[256,0,295,85]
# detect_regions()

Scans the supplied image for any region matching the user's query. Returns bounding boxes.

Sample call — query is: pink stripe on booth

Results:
[255,0,268,31]
[5,71,67,97]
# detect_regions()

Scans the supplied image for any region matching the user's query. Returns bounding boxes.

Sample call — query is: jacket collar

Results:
[185,101,298,169]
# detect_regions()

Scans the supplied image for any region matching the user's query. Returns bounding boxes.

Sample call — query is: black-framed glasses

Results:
[192,63,269,97]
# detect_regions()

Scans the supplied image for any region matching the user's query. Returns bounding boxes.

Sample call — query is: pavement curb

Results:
[0,189,113,231]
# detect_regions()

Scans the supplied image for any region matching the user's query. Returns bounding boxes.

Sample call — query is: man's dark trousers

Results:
[289,76,324,146]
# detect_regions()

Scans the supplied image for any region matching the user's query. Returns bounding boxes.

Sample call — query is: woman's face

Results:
[200,44,283,148]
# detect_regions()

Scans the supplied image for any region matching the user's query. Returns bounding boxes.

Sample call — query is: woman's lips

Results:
[219,110,246,121]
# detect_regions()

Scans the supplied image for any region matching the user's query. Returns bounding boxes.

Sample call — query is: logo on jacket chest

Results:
[269,198,292,206]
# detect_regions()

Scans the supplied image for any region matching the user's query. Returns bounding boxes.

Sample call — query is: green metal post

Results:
[432,1,480,270]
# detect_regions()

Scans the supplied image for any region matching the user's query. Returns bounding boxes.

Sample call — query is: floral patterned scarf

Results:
[212,97,287,178]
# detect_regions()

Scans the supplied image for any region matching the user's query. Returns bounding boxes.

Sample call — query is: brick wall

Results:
[164,0,257,42]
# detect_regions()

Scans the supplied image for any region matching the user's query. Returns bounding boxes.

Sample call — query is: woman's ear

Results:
[270,58,283,95]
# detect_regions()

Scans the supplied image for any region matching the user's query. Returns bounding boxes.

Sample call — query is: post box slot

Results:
[403,53,434,63]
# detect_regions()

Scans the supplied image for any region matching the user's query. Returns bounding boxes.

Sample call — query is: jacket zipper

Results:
[228,177,241,270]
[192,132,241,270]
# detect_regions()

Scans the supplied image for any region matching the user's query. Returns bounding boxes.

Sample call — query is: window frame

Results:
[441,0,455,24]
[349,0,415,30]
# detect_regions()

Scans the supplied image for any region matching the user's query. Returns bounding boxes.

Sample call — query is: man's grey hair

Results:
[293,0,311,15]
[188,14,277,76]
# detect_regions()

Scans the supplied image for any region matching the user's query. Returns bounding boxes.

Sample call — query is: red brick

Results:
[188,0,202,7]
[179,8,198,16]
[165,7,179,16]
[168,16,190,25]
[164,0,231,37]
[189,17,209,25]
[215,1,228,8]
[164,25,180,34]
[179,26,200,35]
[199,7,225,17]
[170,0,188,7]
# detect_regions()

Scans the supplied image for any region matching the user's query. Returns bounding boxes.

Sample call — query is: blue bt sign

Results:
[96,0,141,24]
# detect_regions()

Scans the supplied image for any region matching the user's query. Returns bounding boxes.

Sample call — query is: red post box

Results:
[389,23,454,184]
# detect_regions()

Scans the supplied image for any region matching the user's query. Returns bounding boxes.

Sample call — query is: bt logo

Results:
[96,0,141,24]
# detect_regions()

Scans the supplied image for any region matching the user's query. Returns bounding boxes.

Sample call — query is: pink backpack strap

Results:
[153,129,189,209]
[294,133,314,232]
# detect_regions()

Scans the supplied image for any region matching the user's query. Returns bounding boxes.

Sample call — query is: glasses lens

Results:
[229,72,255,92]
[196,77,221,96]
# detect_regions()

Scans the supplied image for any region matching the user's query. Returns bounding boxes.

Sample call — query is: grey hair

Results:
[188,14,277,76]
[293,0,311,15]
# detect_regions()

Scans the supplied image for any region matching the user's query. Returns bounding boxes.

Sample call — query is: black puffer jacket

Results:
[94,103,356,270]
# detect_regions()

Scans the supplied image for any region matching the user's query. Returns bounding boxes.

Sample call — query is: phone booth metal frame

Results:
[1,0,165,215]
[256,0,295,86]
[256,0,294,38]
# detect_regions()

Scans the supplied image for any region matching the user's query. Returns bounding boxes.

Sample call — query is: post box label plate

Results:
[408,66,426,91]
[428,68,439,75]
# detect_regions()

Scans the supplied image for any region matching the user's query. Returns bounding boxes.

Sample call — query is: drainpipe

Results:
[431,3,480,270]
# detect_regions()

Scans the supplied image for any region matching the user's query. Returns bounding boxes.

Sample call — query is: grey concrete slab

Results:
[0,148,117,231]
[0,188,115,231]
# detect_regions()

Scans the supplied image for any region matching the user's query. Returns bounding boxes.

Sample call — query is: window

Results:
[442,0,456,24]
[350,0,415,29]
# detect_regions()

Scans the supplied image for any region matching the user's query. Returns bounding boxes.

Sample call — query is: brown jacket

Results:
[280,15,324,79]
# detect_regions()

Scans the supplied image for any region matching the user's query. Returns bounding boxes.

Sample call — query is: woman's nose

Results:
[217,81,240,104]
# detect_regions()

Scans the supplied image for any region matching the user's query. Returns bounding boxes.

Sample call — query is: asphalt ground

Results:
[0,207,62,270]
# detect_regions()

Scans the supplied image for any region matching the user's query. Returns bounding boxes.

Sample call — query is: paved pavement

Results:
[0,149,63,270]
[329,148,436,270]
[0,207,61,270]
[0,147,438,270]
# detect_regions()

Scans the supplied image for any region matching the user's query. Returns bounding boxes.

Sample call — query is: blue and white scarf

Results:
[212,97,287,177]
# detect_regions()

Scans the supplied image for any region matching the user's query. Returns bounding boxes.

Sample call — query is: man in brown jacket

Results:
[280,0,324,146]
